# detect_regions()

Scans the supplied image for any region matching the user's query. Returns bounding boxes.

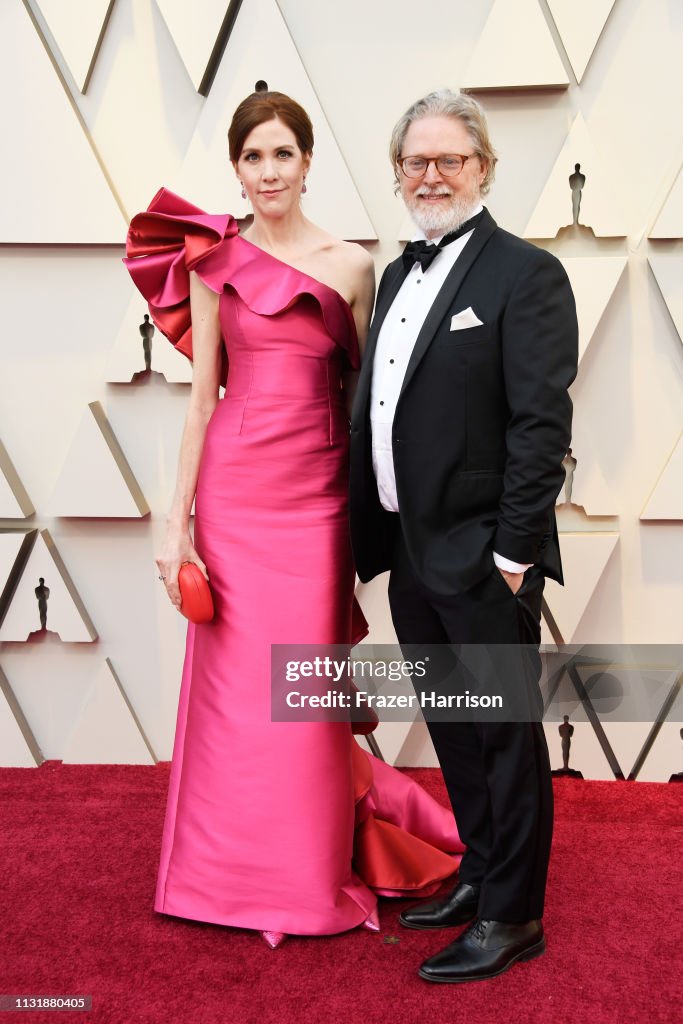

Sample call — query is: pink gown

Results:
[124,188,463,936]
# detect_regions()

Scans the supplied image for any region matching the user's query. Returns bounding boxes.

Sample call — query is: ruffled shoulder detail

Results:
[124,187,238,385]
[123,187,361,385]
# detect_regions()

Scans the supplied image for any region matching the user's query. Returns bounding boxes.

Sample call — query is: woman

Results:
[125,89,463,947]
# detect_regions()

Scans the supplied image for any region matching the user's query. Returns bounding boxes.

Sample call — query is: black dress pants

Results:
[387,519,553,922]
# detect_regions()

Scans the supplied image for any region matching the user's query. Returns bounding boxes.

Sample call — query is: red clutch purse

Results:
[178,562,214,623]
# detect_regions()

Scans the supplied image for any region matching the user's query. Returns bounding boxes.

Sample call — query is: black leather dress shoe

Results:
[418,918,545,983]
[399,882,480,930]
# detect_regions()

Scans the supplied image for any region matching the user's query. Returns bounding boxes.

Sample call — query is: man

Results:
[349,90,578,983]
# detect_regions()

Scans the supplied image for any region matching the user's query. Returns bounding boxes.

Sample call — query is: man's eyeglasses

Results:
[397,154,476,179]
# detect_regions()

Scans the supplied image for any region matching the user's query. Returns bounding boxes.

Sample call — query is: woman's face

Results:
[234,116,310,218]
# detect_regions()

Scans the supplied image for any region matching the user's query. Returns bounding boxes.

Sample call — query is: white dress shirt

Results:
[369,208,530,575]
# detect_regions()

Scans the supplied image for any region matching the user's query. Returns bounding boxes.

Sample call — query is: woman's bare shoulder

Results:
[308,222,369,264]
[306,228,374,304]
[324,236,373,272]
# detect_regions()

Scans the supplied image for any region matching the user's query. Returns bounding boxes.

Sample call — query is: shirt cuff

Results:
[493,551,533,574]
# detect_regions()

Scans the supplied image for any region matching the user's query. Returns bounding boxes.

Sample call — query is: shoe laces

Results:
[471,919,488,943]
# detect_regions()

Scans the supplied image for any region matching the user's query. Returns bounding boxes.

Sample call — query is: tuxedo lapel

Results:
[353,257,407,428]
[398,208,498,401]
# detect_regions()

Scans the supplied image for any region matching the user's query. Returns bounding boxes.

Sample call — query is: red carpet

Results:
[0,764,679,1024]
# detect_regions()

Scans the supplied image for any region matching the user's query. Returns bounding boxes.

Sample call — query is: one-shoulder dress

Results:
[124,188,463,936]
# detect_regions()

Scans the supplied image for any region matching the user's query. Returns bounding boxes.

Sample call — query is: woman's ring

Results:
[159,574,166,581]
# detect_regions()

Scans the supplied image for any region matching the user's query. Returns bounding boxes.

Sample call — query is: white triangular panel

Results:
[560,257,627,364]
[462,0,569,91]
[636,721,683,782]
[62,659,156,765]
[151,333,195,384]
[649,252,683,345]
[543,721,615,780]
[0,529,97,642]
[543,533,619,642]
[393,720,439,768]
[525,114,628,238]
[641,433,683,520]
[540,614,555,645]
[0,473,26,518]
[106,294,192,384]
[650,166,683,238]
[35,0,114,92]
[48,402,150,517]
[0,679,41,767]
[368,721,419,768]
[0,1,124,241]
[175,0,376,239]
[0,530,32,597]
[600,722,657,782]
[547,0,616,82]
[155,0,228,92]
[0,439,34,517]
[557,418,619,515]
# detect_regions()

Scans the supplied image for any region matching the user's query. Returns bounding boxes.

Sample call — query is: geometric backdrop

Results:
[1,0,682,780]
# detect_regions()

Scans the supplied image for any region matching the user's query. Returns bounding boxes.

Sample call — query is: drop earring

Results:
[240,183,247,199]
[301,178,307,195]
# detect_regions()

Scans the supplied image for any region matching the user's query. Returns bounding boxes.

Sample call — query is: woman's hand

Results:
[156,527,209,611]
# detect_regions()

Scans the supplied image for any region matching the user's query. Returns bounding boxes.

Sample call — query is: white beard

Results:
[405,187,481,237]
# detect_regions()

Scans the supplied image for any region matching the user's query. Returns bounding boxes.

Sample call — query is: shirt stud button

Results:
[379,401,384,406]
[401,317,406,323]
[390,359,395,364]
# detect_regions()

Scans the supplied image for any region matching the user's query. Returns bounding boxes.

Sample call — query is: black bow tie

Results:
[402,210,485,272]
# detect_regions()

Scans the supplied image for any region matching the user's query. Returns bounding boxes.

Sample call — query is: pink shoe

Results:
[261,930,286,949]
[362,908,380,933]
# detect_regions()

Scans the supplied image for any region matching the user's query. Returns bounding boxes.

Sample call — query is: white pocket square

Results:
[450,307,484,331]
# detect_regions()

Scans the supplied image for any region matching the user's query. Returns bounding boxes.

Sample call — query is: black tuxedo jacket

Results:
[349,208,578,596]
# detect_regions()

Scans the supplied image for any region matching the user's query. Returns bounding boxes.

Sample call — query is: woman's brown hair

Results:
[228,90,314,162]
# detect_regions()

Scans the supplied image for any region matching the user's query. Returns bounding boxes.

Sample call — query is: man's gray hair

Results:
[389,89,498,194]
